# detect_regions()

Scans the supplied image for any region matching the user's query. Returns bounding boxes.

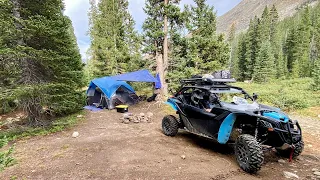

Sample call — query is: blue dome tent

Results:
[86,70,161,109]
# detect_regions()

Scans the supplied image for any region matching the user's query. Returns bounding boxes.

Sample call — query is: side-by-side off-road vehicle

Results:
[162,77,304,173]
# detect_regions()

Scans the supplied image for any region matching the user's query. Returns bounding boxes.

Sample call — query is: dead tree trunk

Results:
[162,0,169,97]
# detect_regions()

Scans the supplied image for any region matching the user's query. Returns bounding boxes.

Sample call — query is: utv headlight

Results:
[260,120,275,131]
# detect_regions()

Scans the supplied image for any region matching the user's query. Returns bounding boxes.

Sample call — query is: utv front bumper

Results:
[265,119,302,147]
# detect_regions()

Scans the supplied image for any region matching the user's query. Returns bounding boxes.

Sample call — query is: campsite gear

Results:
[139,95,147,101]
[86,70,160,110]
[110,70,160,84]
[116,105,128,113]
[83,105,103,112]
[212,70,231,79]
[147,94,157,102]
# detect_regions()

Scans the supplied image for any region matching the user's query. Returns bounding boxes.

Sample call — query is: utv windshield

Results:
[210,87,252,104]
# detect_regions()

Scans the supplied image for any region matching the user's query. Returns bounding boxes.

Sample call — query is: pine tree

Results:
[270,5,279,43]
[312,4,320,90]
[237,33,249,81]
[88,0,141,78]
[0,0,18,87]
[184,0,229,74]
[284,27,300,77]
[1,0,85,125]
[260,6,271,41]
[228,22,239,77]
[296,6,312,77]
[253,42,276,82]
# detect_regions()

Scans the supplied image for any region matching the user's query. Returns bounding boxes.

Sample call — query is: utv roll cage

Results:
[178,78,254,101]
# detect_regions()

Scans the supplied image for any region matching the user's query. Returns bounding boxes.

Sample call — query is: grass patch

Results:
[235,78,320,111]
[0,111,85,142]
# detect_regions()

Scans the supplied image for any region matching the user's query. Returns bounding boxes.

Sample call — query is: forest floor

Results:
[1,102,320,180]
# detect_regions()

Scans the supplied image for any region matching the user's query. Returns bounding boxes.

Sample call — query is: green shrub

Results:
[0,136,15,171]
[235,78,320,111]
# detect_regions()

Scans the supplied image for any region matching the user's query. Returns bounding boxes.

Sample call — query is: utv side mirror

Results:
[253,93,258,101]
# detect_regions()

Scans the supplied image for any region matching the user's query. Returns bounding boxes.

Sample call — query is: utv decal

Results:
[218,113,237,144]
[165,98,178,111]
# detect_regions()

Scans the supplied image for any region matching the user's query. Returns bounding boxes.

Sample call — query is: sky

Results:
[64,0,242,61]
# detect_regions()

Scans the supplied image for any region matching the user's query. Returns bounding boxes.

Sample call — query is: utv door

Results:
[181,105,226,138]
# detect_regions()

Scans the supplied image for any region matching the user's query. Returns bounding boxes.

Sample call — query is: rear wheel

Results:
[235,134,264,173]
[276,140,304,158]
[162,115,179,137]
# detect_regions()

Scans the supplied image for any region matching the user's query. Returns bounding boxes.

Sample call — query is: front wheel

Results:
[235,134,264,173]
[162,115,179,137]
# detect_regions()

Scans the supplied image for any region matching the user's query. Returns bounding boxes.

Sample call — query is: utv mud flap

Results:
[218,113,237,144]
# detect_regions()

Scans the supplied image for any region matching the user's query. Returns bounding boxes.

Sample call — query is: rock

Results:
[140,117,147,123]
[283,171,299,179]
[305,175,312,179]
[181,155,186,159]
[278,159,286,163]
[123,119,130,124]
[314,171,320,176]
[312,168,319,172]
[139,113,145,117]
[123,113,132,119]
[296,156,304,161]
[146,112,154,117]
[6,117,13,121]
[72,131,79,138]
[133,116,140,123]
[77,115,84,118]
[307,144,313,148]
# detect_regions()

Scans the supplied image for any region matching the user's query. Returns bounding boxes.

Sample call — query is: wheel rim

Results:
[163,119,170,133]
[236,143,249,166]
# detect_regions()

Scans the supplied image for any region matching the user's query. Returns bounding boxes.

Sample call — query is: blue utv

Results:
[162,77,304,173]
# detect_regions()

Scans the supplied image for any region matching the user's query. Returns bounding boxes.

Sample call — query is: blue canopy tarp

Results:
[110,69,159,83]
[88,77,135,99]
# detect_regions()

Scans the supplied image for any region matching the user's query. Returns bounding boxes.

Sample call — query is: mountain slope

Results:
[217,0,316,34]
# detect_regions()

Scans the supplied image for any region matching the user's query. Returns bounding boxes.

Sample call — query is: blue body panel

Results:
[263,111,289,123]
[218,113,237,144]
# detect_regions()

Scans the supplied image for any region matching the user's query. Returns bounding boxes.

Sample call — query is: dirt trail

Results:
[0,103,319,180]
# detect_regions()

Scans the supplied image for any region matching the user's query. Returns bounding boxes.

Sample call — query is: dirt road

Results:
[1,103,319,180]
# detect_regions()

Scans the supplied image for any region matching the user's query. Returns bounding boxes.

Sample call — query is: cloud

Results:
[64,0,242,62]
